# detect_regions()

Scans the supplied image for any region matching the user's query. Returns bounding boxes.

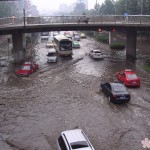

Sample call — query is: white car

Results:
[46,40,54,48]
[89,50,104,59]
[47,48,57,63]
[57,129,95,150]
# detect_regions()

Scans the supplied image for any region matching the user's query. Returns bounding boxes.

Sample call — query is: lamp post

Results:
[23,9,25,26]
[140,0,143,24]
[96,0,97,15]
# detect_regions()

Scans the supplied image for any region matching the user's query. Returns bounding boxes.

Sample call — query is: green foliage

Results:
[0,1,18,18]
[85,31,94,37]
[74,3,86,14]
[96,35,109,44]
[143,65,150,73]
[101,0,115,15]
[110,43,125,49]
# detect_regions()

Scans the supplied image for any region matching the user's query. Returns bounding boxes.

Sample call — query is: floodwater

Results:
[0,34,150,150]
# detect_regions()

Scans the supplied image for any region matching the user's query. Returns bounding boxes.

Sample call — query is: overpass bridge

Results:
[0,15,150,63]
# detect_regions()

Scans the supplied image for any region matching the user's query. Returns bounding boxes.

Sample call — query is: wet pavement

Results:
[0,34,150,150]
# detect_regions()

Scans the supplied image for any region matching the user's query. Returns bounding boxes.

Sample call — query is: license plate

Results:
[120,97,125,99]
[132,82,136,84]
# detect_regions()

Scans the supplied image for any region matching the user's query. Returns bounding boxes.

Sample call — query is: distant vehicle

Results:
[16,62,39,77]
[0,59,6,67]
[73,34,80,41]
[72,40,80,48]
[89,50,104,59]
[80,33,86,38]
[47,48,57,63]
[54,35,72,56]
[41,32,49,40]
[57,129,95,150]
[46,39,54,48]
[100,82,130,104]
[53,31,59,36]
[65,33,72,40]
[116,69,140,87]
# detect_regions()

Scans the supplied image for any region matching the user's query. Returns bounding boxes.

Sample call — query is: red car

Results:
[116,69,140,87]
[16,62,39,77]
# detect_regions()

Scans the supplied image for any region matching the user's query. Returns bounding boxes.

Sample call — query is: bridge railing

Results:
[26,15,150,25]
[0,15,150,26]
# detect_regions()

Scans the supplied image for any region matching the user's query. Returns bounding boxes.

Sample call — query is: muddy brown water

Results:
[0,35,150,150]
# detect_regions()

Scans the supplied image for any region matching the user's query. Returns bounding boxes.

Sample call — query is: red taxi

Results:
[16,62,39,77]
[116,69,140,87]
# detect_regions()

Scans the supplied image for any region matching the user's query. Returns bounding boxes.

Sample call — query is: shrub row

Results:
[110,43,125,50]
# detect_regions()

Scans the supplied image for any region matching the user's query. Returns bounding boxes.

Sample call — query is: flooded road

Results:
[0,34,150,150]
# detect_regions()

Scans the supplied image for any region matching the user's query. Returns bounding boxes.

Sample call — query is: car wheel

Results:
[108,96,111,102]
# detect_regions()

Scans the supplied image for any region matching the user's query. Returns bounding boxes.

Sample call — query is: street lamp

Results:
[23,9,25,26]
[95,0,97,15]
[140,0,143,15]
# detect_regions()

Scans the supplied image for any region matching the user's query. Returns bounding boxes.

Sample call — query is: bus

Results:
[54,35,72,56]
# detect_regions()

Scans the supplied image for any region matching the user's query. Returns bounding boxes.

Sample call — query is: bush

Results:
[96,36,109,44]
[26,36,31,43]
[85,31,94,37]
[110,43,125,50]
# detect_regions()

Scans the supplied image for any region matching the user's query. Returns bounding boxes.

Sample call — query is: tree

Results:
[74,3,86,15]
[100,0,115,15]
[0,1,18,18]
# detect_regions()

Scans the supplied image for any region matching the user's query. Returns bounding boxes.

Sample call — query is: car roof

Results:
[48,48,56,53]
[61,129,87,144]
[92,50,102,52]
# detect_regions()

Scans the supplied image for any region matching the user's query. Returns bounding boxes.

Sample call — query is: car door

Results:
[103,83,111,96]
[121,73,126,83]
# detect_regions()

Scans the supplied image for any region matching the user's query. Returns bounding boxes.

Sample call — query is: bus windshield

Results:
[60,41,72,50]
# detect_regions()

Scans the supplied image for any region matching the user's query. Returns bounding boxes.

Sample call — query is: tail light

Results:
[112,95,116,98]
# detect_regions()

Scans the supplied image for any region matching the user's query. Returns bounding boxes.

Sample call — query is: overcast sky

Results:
[31,0,104,12]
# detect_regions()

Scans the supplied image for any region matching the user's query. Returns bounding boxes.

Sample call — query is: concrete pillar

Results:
[109,31,117,45]
[126,30,137,59]
[12,32,25,63]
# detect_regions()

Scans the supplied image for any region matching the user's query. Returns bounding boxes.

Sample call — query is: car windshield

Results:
[70,141,88,149]
[127,74,137,79]
[21,65,30,70]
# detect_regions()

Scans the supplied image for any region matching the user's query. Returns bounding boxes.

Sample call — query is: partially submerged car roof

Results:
[48,48,56,53]
[61,129,88,144]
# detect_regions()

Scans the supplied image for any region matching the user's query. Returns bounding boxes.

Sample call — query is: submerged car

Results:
[89,50,104,59]
[16,62,39,77]
[47,48,57,63]
[46,40,54,48]
[73,34,80,41]
[100,82,130,104]
[72,40,80,48]
[80,33,86,38]
[116,69,140,87]
[57,129,95,150]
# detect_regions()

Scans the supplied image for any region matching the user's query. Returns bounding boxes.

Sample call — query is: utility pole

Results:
[96,0,98,15]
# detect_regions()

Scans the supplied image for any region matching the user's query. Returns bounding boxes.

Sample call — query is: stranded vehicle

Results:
[57,129,95,150]
[16,62,39,77]
[116,69,140,87]
[100,82,130,104]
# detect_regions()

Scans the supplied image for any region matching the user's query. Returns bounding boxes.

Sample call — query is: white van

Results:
[47,48,57,63]
[57,129,95,150]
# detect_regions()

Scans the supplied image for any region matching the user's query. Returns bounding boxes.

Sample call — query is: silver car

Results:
[47,48,57,63]
[57,129,95,150]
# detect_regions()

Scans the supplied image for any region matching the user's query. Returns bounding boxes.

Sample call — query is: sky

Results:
[31,0,104,13]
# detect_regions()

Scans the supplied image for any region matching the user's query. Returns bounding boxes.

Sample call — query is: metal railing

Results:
[0,15,150,26]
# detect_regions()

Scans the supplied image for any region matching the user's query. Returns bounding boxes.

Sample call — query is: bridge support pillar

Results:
[109,31,117,45]
[126,30,137,59]
[12,33,25,63]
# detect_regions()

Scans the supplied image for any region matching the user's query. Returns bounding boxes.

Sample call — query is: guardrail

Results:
[0,15,150,26]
